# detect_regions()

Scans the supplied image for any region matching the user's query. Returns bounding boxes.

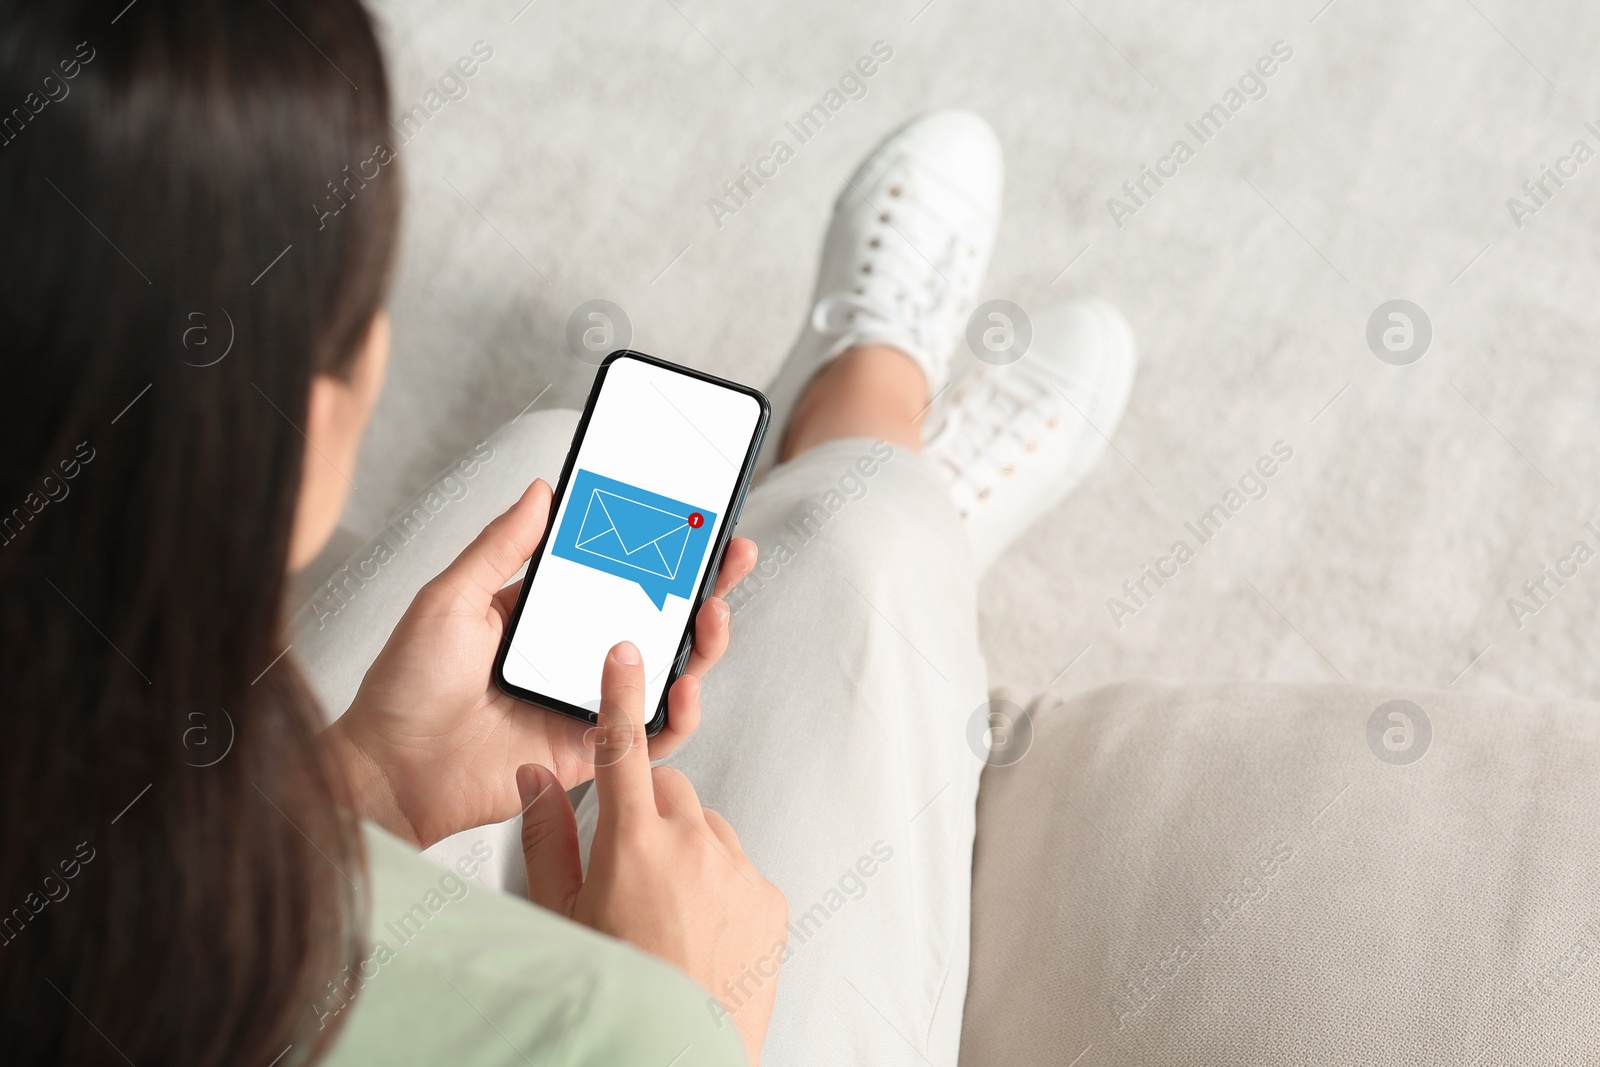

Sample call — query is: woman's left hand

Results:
[324,478,758,848]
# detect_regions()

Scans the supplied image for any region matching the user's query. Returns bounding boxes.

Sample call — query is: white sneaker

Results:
[758,109,1003,469]
[924,297,1138,573]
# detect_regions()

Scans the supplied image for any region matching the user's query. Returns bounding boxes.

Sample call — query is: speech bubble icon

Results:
[549,469,717,609]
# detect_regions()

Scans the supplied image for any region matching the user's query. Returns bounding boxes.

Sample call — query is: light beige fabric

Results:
[961,681,1600,1065]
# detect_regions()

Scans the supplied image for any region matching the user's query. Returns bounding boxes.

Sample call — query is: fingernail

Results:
[516,764,544,805]
[712,599,729,624]
[613,641,641,665]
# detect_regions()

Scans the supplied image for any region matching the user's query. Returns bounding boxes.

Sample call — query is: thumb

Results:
[432,479,552,614]
[518,764,583,917]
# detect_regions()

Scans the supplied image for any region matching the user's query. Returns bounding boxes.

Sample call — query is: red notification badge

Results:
[687,512,704,529]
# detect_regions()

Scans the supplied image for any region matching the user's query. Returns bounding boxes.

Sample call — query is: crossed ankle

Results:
[779,345,929,462]
[835,343,927,386]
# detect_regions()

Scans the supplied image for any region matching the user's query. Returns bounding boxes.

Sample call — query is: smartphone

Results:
[493,351,770,735]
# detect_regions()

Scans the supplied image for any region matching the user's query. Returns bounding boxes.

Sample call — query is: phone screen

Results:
[497,354,766,726]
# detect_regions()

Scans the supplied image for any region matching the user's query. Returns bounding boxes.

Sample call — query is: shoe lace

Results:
[810,185,973,355]
[927,367,1060,508]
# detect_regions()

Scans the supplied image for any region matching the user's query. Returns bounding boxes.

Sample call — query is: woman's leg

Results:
[572,108,1013,1066]
[577,344,990,1067]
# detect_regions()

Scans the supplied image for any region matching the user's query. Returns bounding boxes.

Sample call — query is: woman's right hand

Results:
[517,641,788,1065]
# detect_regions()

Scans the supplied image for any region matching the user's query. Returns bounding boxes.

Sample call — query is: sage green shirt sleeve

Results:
[318,824,748,1067]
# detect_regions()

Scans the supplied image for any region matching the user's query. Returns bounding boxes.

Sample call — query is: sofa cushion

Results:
[961,681,1600,1065]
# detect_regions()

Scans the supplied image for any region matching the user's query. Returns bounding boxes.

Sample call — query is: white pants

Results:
[294,410,990,1067]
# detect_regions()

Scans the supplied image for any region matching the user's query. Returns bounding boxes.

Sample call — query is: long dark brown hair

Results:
[0,0,400,1062]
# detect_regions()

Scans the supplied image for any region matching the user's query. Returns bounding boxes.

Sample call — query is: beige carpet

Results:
[328,0,1600,706]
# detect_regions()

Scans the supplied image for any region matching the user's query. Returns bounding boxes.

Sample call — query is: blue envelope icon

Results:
[550,469,718,609]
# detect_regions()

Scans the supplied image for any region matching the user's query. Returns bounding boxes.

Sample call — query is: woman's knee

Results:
[732,440,971,604]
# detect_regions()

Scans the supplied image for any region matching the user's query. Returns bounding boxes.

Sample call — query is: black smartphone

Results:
[493,351,770,735]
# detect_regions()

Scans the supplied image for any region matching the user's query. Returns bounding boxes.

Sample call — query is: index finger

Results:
[590,641,656,819]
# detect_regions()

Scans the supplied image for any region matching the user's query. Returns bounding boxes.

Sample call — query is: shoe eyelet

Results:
[854,286,865,294]
[978,489,992,501]
[1025,440,1038,452]
[1047,416,1060,428]
[889,186,902,197]
[1002,466,1014,477]
[868,237,880,248]
[879,213,890,223]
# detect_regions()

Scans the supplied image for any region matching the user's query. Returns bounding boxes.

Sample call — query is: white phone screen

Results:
[500,356,764,718]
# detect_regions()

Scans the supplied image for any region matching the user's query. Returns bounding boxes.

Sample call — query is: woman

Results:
[3,1,1137,1064]
[1,1,782,1063]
